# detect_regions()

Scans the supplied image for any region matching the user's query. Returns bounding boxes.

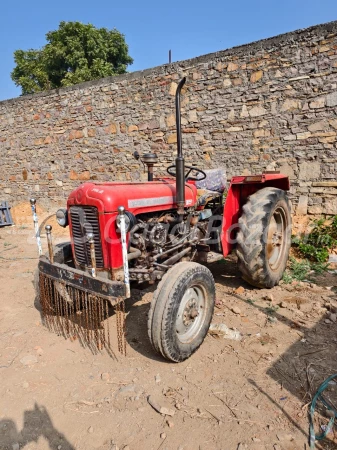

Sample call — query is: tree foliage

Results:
[11,21,133,95]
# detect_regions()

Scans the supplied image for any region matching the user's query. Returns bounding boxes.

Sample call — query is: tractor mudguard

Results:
[221,174,290,256]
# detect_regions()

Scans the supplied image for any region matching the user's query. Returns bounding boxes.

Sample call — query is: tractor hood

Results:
[67,179,197,215]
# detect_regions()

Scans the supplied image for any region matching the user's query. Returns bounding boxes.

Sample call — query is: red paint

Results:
[221,174,290,255]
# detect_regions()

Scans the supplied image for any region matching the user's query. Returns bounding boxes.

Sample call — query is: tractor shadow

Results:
[124,284,166,362]
[0,403,75,449]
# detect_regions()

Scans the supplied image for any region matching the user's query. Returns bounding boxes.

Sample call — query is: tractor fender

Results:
[221,174,290,256]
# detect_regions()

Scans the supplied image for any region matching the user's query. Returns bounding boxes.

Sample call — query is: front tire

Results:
[148,262,215,362]
[236,187,291,288]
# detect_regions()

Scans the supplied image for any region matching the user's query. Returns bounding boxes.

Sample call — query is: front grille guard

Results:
[39,272,126,357]
[69,206,104,269]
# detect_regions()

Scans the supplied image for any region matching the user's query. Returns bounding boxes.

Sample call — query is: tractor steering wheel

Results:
[167,165,207,181]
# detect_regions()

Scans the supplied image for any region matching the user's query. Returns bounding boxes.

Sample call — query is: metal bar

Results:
[4,202,10,223]
[38,257,126,300]
[45,225,54,263]
[87,233,97,278]
[128,247,142,261]
[148,164,154,181]
[30,198,42,255]
[162,246,192,267]
[118,206,131,299]
[175,77,186,215]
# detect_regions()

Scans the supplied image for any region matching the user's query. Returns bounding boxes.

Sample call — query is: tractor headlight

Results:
[56,208,68,227]
[116,211,136,233]
[116,213,131,233]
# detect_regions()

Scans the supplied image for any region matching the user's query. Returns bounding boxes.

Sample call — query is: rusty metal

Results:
[115,299,126,356]
[45,225,54,263]
[38,257,126,300]
[39,271,117,356]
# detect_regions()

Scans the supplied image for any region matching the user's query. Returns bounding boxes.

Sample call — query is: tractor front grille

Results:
[69,206,104,268]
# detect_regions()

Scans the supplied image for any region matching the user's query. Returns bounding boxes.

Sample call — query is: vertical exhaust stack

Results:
[175,77,186,216]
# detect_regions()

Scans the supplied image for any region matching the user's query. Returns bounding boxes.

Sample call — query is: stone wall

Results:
[2,21,337,214]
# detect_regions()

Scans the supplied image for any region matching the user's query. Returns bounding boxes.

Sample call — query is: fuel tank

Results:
[67,178,197,270]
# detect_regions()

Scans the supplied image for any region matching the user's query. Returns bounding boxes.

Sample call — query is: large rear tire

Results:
[236,187,291,288]
[148,262,215,362]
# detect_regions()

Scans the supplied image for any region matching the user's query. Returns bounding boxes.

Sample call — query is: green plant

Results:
[293,216,337,263]
[245,298,256,305]
[282,257,312,283]
[282,271,293,284]
[289,257,311,281]
[265,305,279,316]
[282,256,329,284]
[311,261,330,274]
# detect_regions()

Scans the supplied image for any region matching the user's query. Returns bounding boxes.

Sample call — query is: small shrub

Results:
[282,257,319,284]
[265,305,279,316]
[293,216,337,262]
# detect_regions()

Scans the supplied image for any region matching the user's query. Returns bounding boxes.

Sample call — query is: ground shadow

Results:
[266,302,337,449]
[209,255,337,448]
[124,284,166,362]
[0,403,75,450]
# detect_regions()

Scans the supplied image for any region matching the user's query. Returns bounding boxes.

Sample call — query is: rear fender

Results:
[221,174,290,256]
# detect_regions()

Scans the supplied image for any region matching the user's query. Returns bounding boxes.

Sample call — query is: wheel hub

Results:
[182,299,199,326]
[267,207,288,271]
[176,286,206,343]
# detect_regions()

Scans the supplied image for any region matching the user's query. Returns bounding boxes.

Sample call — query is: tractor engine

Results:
[126,209,207,279]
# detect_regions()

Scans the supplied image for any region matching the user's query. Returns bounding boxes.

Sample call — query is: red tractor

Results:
[36,77,291,362]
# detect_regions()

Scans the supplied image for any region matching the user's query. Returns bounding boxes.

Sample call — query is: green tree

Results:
[11,21,133,95]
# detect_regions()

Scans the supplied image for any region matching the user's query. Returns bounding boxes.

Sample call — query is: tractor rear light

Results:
[244,175,263,183]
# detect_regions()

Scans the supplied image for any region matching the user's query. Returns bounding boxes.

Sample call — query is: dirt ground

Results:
[1,213,337,450]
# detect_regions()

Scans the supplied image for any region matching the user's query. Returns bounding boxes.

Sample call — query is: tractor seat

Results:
[196,168,227,192]
[196,168,227,207]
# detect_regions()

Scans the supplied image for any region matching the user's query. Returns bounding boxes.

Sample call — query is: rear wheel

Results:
[148,262,215,362]
[236,187,291,288]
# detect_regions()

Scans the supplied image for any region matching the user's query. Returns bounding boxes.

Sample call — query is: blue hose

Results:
[310,374,337,448]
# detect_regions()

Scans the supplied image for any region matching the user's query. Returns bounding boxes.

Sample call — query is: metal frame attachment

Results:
[30,198,42,255]
[87,233,97,278]
[118,206,131,298]
[45,225,54,263]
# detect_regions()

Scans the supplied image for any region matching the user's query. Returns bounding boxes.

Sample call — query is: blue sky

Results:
[1,0,337,101]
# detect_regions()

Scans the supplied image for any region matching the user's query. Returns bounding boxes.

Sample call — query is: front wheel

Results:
[148,262,215,362]
[236,187,292,288]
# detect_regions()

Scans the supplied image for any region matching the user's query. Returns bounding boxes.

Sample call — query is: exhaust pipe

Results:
[175,77,186,216]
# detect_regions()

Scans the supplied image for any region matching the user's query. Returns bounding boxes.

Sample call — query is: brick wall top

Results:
[2,20,337,105]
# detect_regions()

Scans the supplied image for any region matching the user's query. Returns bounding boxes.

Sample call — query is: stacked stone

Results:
[1,21,337,214]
